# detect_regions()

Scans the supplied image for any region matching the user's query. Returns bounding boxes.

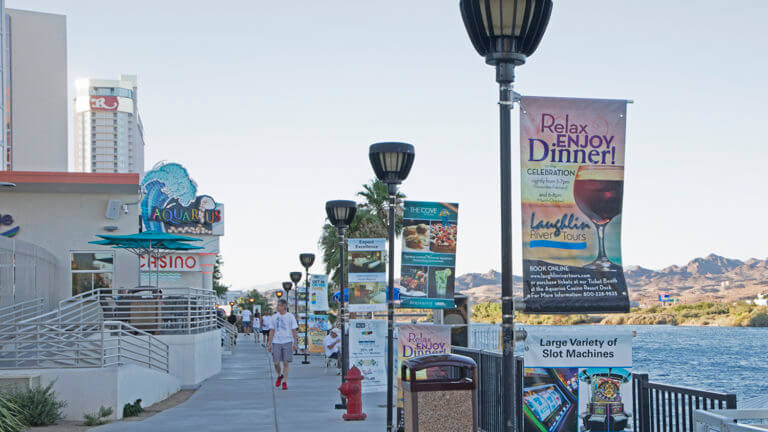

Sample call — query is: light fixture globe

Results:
[299,253,315,269]
[289,271,302,284]
[368,142,415,186]
[460,0,553,65]
[282,281,293,292]
[325,200,357,228]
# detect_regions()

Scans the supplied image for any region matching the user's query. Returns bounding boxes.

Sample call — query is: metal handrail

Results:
[694,409,768,432]
[0,298,45,324]
[217,315,237,352]
[0,320,169,373]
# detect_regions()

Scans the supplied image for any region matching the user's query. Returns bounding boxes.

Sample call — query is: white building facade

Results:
[74,75,145,174]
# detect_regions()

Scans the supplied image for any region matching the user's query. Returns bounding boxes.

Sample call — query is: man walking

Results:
[268,299,298,390]
[260,311,272,346]
[241,307,252,335]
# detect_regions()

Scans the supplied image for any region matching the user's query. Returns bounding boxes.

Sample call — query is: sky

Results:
[10,0,768,291]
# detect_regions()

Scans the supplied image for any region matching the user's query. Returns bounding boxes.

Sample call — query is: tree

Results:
[318,179,405,291]
[212,254,228,297]
[237,289,271,314]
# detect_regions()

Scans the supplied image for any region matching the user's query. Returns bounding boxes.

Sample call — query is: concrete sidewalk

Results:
[92,336,387,431]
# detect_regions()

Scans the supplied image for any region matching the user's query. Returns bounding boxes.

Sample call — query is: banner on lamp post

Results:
[396,323,451,408]
[347,238,387,312]
[520,96,630,313]
[309,274,329,312]
[399,201,458,309]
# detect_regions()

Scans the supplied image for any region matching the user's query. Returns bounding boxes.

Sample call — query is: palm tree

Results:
[318,179,405,300]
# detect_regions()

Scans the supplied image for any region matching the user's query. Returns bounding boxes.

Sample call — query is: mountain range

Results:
[455,254,768,305]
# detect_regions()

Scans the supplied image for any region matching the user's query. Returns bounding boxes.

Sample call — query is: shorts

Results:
[242,321,251,328]
[272,342,293,363]
[261,329,270,335]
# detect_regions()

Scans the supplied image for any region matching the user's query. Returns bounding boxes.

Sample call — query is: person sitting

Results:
[323,328,341,373]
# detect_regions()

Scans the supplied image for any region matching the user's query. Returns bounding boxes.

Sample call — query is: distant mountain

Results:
[454,254,768,305]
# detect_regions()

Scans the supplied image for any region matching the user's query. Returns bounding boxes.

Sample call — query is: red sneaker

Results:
[282,382,287,390]
[275,375,283,387]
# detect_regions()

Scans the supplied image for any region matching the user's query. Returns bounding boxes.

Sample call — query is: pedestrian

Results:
[268,299,298,390]
[260,311,272,346]
[227,310,237,326]
[241,307,252,335]
[323,328,341,374]
[253,312,262,343]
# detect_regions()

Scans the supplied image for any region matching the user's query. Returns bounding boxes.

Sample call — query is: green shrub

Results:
[748,311,768,327]
[83,406,113,426]
[0,392,26,432]
[123,399,143,417]
[9,382,66,426]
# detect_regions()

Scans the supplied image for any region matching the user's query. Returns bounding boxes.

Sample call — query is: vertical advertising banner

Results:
[520,96,630,313]
[348,238,387,312]
[396,324,451,407]
[309,274,329,312]
[399,201,459,309]
[349,319,387,393]
[524,327,633,432]
[298,313,330,355]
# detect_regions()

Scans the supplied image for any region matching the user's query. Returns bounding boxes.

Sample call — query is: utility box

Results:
[402,354,477,432]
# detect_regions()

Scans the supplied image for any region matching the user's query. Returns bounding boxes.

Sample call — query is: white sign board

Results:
[524,327,633,432]
[309,274,329,312]
[349,319,387,393]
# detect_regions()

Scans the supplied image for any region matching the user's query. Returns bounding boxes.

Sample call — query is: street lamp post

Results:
[459,2,553,431]
[281,281,292,306]
[299,253,315,364]
[325,199,357,409]
[289,272,302,354]
[369,142,415,432]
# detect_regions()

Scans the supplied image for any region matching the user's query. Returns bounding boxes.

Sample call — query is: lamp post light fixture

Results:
[299,253,315,364]
[459,2,553,431]
[325,199,357,409]
[281,281,292,302]
[369,141,415,432]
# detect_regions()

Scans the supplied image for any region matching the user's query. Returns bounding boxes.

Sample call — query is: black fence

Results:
[633,374,737,432]
[451,346,737,432]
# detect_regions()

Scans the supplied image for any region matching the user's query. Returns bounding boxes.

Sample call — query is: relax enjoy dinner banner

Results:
[520,96,630,313]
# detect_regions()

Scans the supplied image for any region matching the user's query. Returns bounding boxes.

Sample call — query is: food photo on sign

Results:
[399,201,458,309]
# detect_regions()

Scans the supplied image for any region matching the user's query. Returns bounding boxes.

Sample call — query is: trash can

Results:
[401,353,478,432]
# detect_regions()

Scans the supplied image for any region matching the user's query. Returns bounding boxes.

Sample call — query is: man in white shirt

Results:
[241,308,252,335]
[260,312,272,346]
[323,328,341,373]
[268,299,298,390]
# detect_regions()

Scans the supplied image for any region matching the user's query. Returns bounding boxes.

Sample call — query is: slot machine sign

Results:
[524,327,633,432]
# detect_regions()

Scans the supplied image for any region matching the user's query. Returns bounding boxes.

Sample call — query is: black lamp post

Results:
[289,271,302,354]
[299,253,315,364]
[369,141,415,432]
[281,281,292,305]
[325,199,357,409]
[459,2,553,431]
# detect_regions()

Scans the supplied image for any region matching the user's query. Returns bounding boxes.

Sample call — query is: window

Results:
[71,252,114,295]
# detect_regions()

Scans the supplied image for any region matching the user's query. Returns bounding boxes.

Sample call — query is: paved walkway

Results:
[93,336,387,431]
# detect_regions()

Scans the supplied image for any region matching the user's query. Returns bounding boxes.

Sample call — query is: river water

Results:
[472,324,768,403]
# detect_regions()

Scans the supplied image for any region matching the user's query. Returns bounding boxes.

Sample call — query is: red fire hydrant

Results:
[338,366,366,421]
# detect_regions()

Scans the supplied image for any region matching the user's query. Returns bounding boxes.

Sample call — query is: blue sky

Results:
[11,0,768,290]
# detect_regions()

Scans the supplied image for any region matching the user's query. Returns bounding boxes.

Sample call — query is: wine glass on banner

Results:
[573,165,624,270]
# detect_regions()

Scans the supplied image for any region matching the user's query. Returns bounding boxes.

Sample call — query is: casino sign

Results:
[140,162,224,235]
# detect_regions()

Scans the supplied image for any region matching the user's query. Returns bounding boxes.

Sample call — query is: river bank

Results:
[471,301,768,326]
